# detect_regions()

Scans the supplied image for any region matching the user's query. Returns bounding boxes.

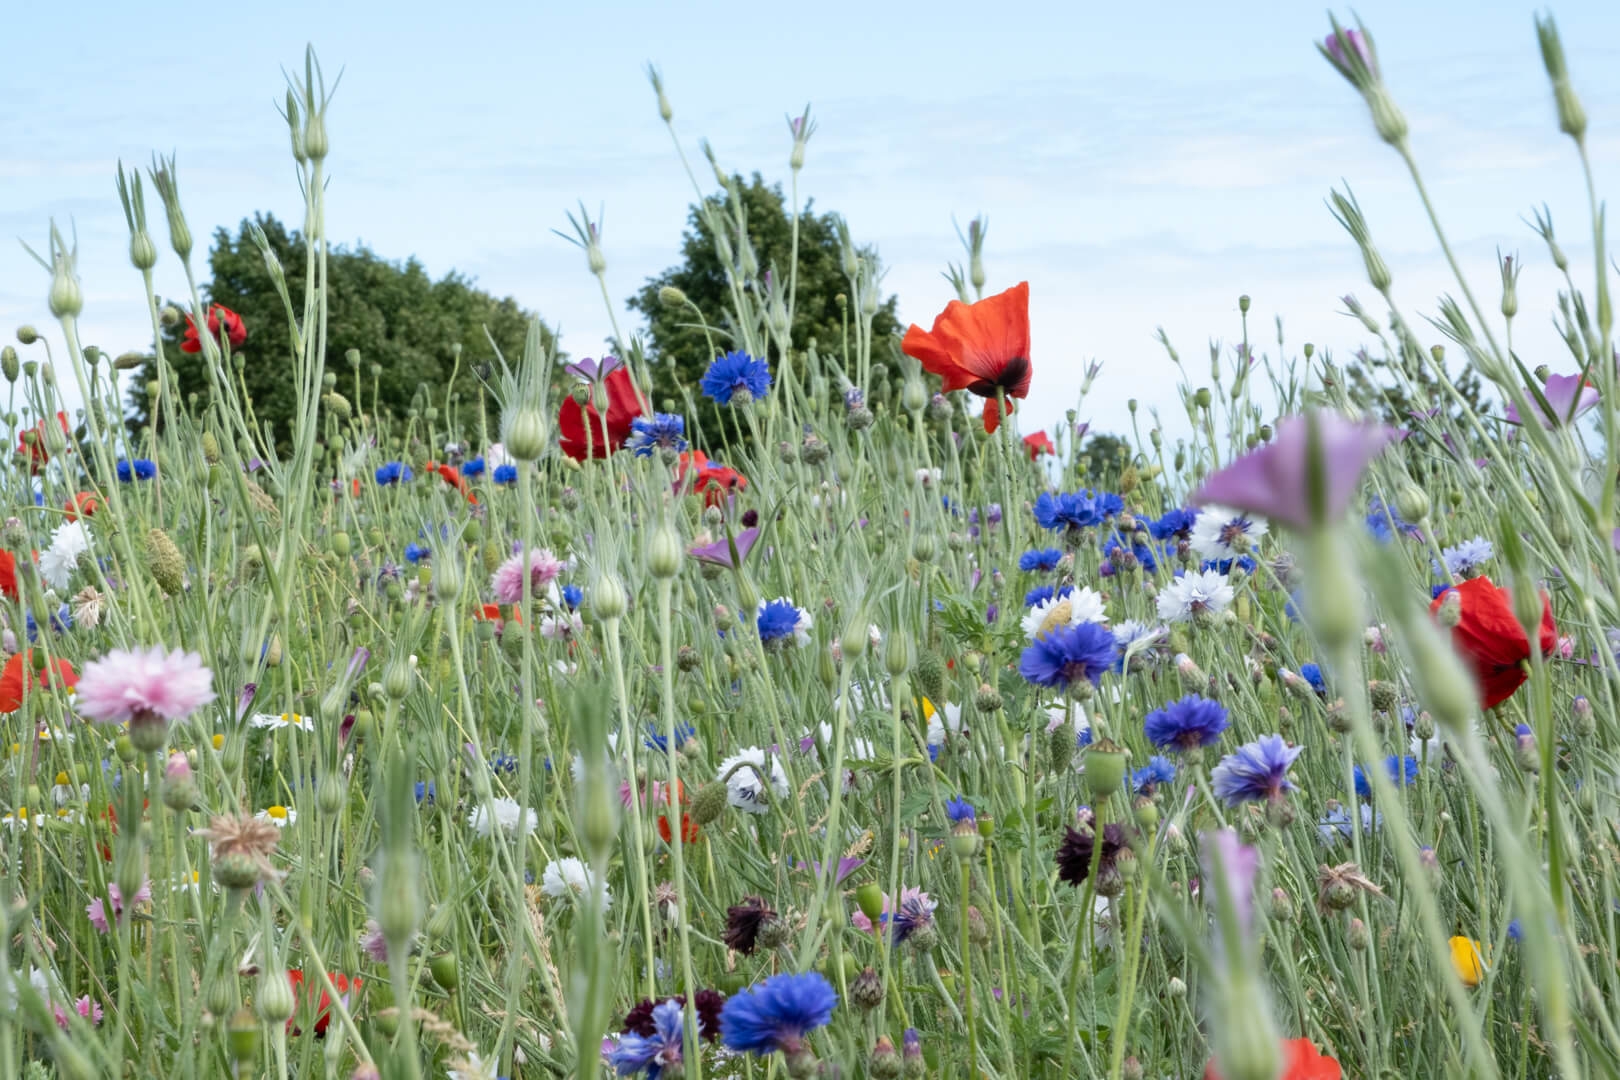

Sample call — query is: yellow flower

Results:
[54,771,69,786]
[1450,935,1485,987]
[921,697,936,721]
[212,733,225,751]
[255,805,296,828]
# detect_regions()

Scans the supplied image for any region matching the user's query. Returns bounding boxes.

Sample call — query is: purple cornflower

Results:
[1191,409,1395,531]
[1210,735,1303,807]
[1201,827,1260,939]
[608,998,686,1078]
[1144,694,1230,753]
[1018,621,1118,690]
[719,971,838,1057]
[889,889,938,944]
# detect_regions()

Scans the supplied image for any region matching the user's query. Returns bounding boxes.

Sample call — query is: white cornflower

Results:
[1155,569,1235,623]
[1189,505,1268,561]
[716,747,790,814]
[1020,586,1108,641]
[467,796,537,837]
[38,520,90,591]
[540,856,611,909]
[539,612,584,640]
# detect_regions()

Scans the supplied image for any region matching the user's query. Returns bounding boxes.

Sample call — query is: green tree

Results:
[132,213,553,447]
[1341,339,1485,427]
[627,173,900,443]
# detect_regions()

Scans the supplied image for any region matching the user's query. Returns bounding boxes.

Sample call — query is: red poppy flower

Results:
[285,970,361,1035]
[0,550,16,602]
[1206,1038,1341,1080]
[1431,576,1556,709]
[675,450,749,508]
[659,812,700,844]
[557,366,643,461]
[1024,430,1055,460]
[423,461,478,505]
[18,412,69,473]
[901,282,1032,433]
[180,304,248,354]
[0,651,78,713]
[64,492,99,522]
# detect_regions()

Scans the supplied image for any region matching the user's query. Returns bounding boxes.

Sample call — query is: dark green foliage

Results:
[131,213,553,447]
[1342,341,1486,427]
[627,173,901,443]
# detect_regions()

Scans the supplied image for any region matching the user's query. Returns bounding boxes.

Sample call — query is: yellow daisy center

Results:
[54,771,69,786]
[266,805,288,820]
[212,734,225,751]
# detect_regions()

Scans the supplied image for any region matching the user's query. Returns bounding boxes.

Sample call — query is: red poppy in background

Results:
[901,282,1032,433]
[0,651,78,713]
[1024,430,1055,460]
[558,366,643,461]
[64,492,99,521]
[0,550,16,601]
[180,304,247,354]
[1431,576,1556,709]
[675,449,748,509]
[285,970,362,1035]
[1206,1038,1341,1080]
[423,462,478,505]
[18,412,69,473]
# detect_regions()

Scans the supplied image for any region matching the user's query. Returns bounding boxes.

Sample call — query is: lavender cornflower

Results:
[719,971,837,1060]
[701,351,772,405]
[1438,536,1493,579]
[1018,621,1118,691]
[1211,735,1303,807]
[1144,695,1229,753]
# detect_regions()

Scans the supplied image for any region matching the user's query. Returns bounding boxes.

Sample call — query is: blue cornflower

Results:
[414,780,436,805]
[1365,496,1420,543]
[24,604,73,641]
[460,457,486,477]
[1210,734,1302,806]
[1299,663,1326,694]
[1094,492,1124,517]
[890,890,938,944]
[756,599,807,645]
[609,998,687,1078]
[1285,589,1305,623]
[1318,802,1381,843]
[375,461,412,485]
[945,796,976,823]
[1507,919,1523,942]
[561,583,584,610]
[1018,621,1118,690]
[1143,695,1230,753]
[493,463,518,485]
[719,971,838,1056]
[1023,584,1074,608]
[32,491,43,506]
[701,350,772,405]
[1033,491,1103,531]
[646,723,697,753]
[404,543,431,564]
[1131,756,1176,794]
[1200,555,1256,576]
[625,413,689,457]
[489,754,518,775]
[1431,583,1453,600]
[1018,548,1063,572]
[1353,755,1419,798]
[116,458,157,482]
[1150,508,1197,540]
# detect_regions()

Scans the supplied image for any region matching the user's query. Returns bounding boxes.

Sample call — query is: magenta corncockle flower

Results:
[1323,26,1375,76]
[54,995,103,1029]
[563,356,623,383]
[689,527,760,569]
[75,647,216,725]
[1200,828,1259,940]
[490,547,565,605]
[86,880,151,933]
[1505,372,1599,427]
[1191,410,1395,531]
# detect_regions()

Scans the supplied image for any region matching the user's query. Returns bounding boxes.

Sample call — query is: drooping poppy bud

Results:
[1429,576,1555,710]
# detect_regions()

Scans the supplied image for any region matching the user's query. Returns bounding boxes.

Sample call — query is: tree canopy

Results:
[627,173,900,441]
[132,213,552,446]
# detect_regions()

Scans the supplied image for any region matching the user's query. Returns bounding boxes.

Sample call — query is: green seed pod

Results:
[1084,739,1128,797]
[331,531,351,557]
[428,952,460,992]
[914,650,947,704]
[690,781,728,826]
[225,1009,260,1063]
[147,528,186,595]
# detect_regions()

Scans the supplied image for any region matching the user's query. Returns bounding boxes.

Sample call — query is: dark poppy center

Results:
[965,355,1030,398]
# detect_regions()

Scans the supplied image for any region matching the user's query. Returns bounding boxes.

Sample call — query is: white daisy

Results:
[925,701,964,749]
[1188,505,1268,561]
[540,856,611,909]
[1155,569,1235,623]
[716,747,790,814]
[255,805,297,828]
[2,808,31,830]
[467,796,537,837]
[1020,586,1108,641]
[539,612,584,640]
[249,712,314,732]
[38,520,90,591]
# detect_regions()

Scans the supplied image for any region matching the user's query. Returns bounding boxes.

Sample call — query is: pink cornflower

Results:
[359,919,391,964]
[54,995,103,1028]
[75,647,216,724]
[490,548,565,605]
[86,880,151,933]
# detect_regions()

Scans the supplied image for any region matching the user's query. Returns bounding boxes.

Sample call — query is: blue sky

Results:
[4,0,1619,444]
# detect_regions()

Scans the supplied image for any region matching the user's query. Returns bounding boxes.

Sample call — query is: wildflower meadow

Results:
[5,13,1620,1080]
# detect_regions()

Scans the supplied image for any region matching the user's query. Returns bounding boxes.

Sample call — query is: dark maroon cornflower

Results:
[723,895,776,955]
[1056,821,1129,887]
[623,990,726,1043]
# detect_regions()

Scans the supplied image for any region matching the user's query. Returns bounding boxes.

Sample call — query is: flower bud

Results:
[658,285,687,308]
[504,410,548,462]
[850,966,885,1011]
[648,523,683,579]
[975,682,1003,713]
[591,573,628,621]
[162,752,197,812]
[382,657,413,701]
[317,772,347,816]
[1084,739,1128,797]
[1394,484,1429,524]
[885,631,911,677]
[855,882,885,923]
[255,966,296,1024]
[428,952,460,991]
[690,782,728,826]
